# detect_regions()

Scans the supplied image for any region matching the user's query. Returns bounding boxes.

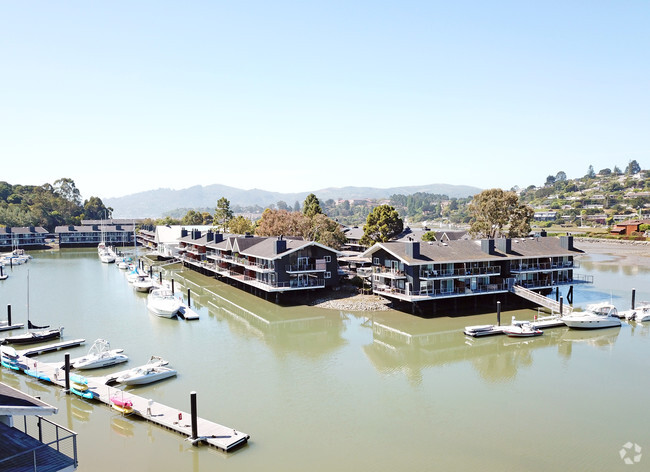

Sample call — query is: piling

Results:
[187,289,191,308]
[159,271,163,285]
[559,296,564,316]
[64,353,70,393]
[149,266,153,278]
[7,305,11,326]
[190,391,198,441]
[171,279,175,294]
[632,288,636,310]
[496,301,501,326]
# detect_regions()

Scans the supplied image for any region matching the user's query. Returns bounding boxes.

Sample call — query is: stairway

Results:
[509,284,573,315]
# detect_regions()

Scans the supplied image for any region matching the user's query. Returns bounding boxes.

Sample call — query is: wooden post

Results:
[632,288,636,310]
[559,296,564,316]
[187,289,191,308]
[7,305,11,326]
[171,279,175,294]
[190,391,198,441]
[159,271,163,285]
[64,353,71,393]
[497,301,501,326]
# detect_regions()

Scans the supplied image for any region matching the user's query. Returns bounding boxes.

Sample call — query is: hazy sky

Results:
[1,1,648,201]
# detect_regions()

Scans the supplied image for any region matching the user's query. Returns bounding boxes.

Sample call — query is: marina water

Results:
[1,247,649,471]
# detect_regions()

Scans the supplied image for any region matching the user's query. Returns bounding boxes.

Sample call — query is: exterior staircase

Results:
[509,284,573,315]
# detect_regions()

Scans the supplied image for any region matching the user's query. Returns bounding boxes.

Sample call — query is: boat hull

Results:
[2,329,62,345]
[562,318,621,329]
[74,354,128,370]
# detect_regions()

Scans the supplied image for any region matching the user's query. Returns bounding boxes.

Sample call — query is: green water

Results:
[1,248,649,471]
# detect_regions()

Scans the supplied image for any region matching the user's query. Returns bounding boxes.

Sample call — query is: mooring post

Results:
[159,271,163,285]
[7,304,11,326]
[632,288,636,310]
[171,279,175,294]
[149,266,153,278]
[64,353,70,393]
[496,301,501,326]
[556,288,559,301]
[190,391,198,441]
[187,289,191,308]
[559,296,564,316]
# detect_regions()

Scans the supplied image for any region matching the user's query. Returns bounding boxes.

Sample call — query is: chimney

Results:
[560,235,574,250]
[68,225,75,231]
[206,232,214,242]
[405,241,420,259]
[496,238,512,254]
[181,228,188,238]
[481,239,495,255]
[213,232,223,243]
[275,236,287,254]
[92,224,99,231]
[192,229,201,240]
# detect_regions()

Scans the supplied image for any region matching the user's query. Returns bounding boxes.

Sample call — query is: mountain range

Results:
[105,183,482,218]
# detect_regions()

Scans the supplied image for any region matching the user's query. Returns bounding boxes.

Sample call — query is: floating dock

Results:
[0,323,25,332]
[2,344,249,452]
[177,304,199,320]
[464,316,566,337]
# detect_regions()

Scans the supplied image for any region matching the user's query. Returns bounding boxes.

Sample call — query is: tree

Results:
[555,171,567,182]
[586,165,596,178]
[53,178,82,205]
[181,210,203,225]
[599,168,612,176]
[308,214,346,249]
[82,196,112,220]
[214,197,233,231]
[360,205,403,246]
[626,159,641,175]
[201,212,213,225]
[255,209,310,238]
[422,231,437,242]
[229,215,254,235]
[293,201,301,212]
[613,165,622,175]
[545,175,556,187]
[303,193,323,219]
[276,201,289,211]
[468,189,534,239]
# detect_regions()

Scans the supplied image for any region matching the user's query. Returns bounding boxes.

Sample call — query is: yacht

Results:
[147,288,182,318]
[561,303,622,329]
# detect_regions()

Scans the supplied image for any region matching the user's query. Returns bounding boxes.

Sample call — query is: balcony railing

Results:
[285,264,326,273]
[227,271,325,291]
[0,415,78,472]
[419,266,500,279]
[510,261,579,272]
[373,282,509,300]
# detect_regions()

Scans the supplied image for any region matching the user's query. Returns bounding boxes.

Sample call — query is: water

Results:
[1,247,650,471]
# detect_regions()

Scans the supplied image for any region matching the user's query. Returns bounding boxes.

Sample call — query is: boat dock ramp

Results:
[2,344,249,452]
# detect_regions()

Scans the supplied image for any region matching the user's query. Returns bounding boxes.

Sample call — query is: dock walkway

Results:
[2,345,249,452]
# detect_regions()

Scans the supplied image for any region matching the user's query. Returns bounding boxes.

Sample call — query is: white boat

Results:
[503,322,543,337]
[561,302,622,329]
[73,339,128,370]
[147,288,182,318]
[133,274,154,293]
[99,250,116,264]
[115,356,176,386]
[619,302,650,322]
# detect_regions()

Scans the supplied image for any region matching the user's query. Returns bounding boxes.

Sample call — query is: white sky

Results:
[1,1,648,201]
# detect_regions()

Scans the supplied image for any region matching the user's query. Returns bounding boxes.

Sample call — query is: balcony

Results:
[0,415,78,472]
[285,264,326,273]
[373,267,407,279]
[226,271,325,292]
[373,282,509,302]
[419,266,500,279]
[510,261,580,273]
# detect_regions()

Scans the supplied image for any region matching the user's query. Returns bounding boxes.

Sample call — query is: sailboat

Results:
[0,271,63,345]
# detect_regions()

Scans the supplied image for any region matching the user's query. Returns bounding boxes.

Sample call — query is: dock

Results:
[0,323,25,332]
[177,304,199,320]
[1,343,249,452]
[16,339,86,356]
[464,316,566,337]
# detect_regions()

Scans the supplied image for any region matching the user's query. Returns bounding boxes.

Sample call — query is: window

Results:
[373,257,379,265]
[324,255,331,262]
[325,271,331,279]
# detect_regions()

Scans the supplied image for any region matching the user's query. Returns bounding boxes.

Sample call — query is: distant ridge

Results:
[105,183,481,218]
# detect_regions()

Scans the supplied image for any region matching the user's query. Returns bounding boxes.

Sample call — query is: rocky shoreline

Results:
[309,292,392,311]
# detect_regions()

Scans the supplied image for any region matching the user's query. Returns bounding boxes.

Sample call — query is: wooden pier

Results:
[1,345,249,452]
[464,316,566,337]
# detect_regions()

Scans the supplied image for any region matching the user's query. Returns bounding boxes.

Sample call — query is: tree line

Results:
[0,178,112,232]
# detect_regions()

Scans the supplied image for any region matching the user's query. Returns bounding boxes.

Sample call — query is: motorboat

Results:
[147,288,182,318]
[72,339,128,370]
[503,322,543,337]
[115,356,177,386]
[619,302,650,322]
[99,250,116,264]
[1,326,63,345]
[133,275,154,293]
[561,302,622,329]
